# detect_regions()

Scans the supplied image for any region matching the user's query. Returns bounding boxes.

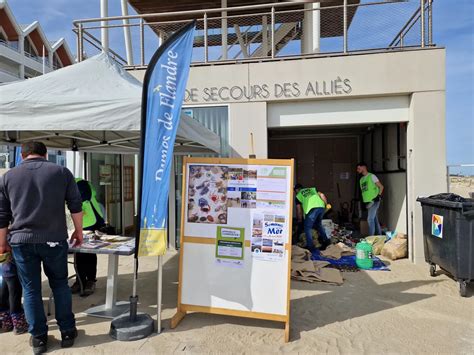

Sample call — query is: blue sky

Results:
[7,0,473,168]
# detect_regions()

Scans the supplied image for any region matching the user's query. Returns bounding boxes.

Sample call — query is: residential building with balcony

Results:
[0,0,74,83]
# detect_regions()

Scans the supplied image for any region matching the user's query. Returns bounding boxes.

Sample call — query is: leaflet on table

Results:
[215,226,245,267]
[251,212,286,262]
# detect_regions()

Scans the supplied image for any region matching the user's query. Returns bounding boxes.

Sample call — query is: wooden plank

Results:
[185,156,293,166]
[285,159,294,343]
[183,236,290,250]
[181,304,287,323]
[176,157,188,311]
[170,310,187,329]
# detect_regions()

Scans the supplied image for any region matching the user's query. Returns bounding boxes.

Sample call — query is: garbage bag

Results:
[366,235,387,255]
[381,233,407,260]
[428,193,468,203]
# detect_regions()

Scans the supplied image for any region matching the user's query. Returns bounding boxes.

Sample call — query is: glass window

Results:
[89,153,122,233]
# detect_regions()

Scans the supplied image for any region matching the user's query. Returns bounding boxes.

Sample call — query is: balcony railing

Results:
[72,0,434,67]
[0,39,20,52]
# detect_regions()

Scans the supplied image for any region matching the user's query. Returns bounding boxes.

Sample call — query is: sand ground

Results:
[1,251,473,355]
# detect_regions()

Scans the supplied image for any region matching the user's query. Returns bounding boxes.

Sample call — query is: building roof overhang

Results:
[128,0,359,39]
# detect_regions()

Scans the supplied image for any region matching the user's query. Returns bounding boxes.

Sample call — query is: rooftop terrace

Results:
[72,0,434,67]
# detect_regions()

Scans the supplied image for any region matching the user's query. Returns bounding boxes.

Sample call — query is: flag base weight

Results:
[109,312,154,341]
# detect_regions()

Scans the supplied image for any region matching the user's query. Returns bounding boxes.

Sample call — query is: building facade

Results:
[0,0,74,83]
[72,0,444,263]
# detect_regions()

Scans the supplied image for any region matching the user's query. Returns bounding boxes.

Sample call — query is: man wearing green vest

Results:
[356,162,384,236]
[70,179,105,296]
[294,184,331,252]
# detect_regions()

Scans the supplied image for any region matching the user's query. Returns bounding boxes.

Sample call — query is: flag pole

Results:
[109,20,196,342]
[157,255,163,333]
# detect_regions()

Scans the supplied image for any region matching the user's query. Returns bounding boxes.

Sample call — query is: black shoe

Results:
[30,334,48,355]
[81,281,96,297]
[61,328,78,348]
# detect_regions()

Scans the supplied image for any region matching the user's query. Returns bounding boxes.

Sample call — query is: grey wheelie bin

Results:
[417,194,474,297]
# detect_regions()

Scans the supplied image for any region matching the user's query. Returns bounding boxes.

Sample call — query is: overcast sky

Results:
[7,0,473,170]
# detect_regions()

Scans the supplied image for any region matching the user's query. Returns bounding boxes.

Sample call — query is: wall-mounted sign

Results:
[184,77,352,104]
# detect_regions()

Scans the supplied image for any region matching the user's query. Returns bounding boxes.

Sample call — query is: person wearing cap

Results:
[294,184,331,251]
[356,162,384,236]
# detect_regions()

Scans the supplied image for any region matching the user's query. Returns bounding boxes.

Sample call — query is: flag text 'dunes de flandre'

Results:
[137,21,196,257]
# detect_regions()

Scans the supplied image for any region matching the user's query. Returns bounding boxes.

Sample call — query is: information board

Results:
[171,157,294,342]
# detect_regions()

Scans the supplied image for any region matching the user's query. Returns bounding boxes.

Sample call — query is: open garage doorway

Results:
[268,123,408,239]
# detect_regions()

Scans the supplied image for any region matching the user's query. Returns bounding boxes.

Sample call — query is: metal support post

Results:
[78,24,83,62]
[204,13,208,63]
[140,18,145,66]
[157,255,163,333]
[428,0,433,46]
[221,0,228,60]
[271,7,275,58]
[343,0,348,53]
[420,0,425,48]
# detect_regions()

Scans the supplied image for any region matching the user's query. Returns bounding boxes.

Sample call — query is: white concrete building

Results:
[0,0,74,83]
[72,0,443,263]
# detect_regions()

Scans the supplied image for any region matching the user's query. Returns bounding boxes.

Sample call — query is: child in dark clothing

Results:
[0,252,28,334]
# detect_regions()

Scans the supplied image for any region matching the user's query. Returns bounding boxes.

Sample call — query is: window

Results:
[110,165,121,203]
[123,166,134,202]
[53,53,62,69]
[24,37,37,57]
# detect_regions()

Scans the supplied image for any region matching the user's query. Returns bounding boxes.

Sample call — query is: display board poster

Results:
[174,157,294,342]
[186,163,290,264]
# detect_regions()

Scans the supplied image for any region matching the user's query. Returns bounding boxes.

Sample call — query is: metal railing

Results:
[0,39,20,52]
[72,0,434,66]
[23,50,48,65]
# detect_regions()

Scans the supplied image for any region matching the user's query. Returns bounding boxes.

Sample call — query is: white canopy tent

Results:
[0,52,221,154]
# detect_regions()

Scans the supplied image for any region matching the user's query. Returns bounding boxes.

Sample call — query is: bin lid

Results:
[417,194,474,211]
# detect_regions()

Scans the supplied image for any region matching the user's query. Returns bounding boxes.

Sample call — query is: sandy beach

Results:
[2,250,473,354]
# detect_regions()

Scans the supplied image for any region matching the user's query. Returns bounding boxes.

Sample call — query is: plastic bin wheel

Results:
[459,281,468,297]
[429,264,436,277]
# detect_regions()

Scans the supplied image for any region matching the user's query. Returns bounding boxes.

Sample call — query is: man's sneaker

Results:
[81,281,96,297]
[30,334,48,355]
[61,327,78,348]
[70,281,82,294]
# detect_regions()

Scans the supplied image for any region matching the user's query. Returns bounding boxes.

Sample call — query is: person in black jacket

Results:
[70,179,105,296]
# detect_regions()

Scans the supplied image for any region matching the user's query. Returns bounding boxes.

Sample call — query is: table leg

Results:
[105,254,119,309]
[84,254,129,319]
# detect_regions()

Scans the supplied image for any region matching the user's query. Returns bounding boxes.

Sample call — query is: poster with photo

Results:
[251,212,286,261]
[188,165,229,224]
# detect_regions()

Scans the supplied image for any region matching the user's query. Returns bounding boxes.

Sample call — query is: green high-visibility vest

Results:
[75,178,104,229]
[360,173,380,203]
[296,187,326,215]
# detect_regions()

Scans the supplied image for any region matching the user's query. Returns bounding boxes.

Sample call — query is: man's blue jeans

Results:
[11,240,75,337]
[304,207,329,250]
[367,199,382,236]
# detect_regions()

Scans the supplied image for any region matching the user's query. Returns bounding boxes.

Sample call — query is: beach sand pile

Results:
[2,251,473,354]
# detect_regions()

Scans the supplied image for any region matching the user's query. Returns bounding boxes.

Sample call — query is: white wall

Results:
[229,102,267,158]
[407,91,446,264]
[268,96,409,128]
